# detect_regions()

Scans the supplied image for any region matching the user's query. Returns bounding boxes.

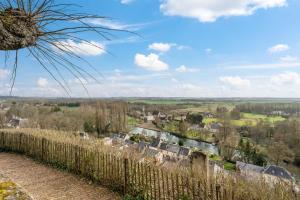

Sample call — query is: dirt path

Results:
[0,153,121,200]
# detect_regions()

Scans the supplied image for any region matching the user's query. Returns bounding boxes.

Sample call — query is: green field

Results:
[127,116,142,126]
[128,99,202,105]
[203,113,286,127]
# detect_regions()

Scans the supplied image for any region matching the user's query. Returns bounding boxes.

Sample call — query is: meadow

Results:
[203,112,286,127]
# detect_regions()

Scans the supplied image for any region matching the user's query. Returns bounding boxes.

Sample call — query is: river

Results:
[130,127,219,155]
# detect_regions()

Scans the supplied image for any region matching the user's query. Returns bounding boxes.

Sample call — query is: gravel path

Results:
[0,153,121,200]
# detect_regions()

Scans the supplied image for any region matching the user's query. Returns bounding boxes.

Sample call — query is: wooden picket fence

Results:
[0,131,210,200]
[0,130,299,200]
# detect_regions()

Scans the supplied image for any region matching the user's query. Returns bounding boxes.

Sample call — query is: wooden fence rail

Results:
[0,131,299,200]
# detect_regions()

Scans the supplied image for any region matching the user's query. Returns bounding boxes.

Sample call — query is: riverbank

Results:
[138,123,215,145]
[132,126,219,155]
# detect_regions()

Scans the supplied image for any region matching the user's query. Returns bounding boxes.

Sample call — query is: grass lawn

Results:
[203,112,286,127]
[224,162,236,171]
[209,154,222,161]
[242,113,285,124]
[163,121,179,133]
[128,116,142,126]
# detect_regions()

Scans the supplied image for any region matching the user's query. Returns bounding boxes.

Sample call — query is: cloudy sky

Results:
[1,0,300,98]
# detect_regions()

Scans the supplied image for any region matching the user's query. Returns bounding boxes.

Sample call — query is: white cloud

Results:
[280,55,298,62]
[121,0,134,4]
[225,62,300,69]
[86,18,145,31]
[74,78,88,85]
[53,40,105,56]
[219,76,251,90]
[205,48,212,53]
[37,78,48,87]
[177,45,189,50]
[160,0,287,22]
[270,71,300,86]
[148,43,174,53]
[135,53,169,71]
[0,69,9,80]
[268,44,289,53]
[175,65,199,73]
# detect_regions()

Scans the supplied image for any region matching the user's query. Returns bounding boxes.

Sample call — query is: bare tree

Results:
[268,141,295,165]
[0,112,5,128]
[95,101,110,137]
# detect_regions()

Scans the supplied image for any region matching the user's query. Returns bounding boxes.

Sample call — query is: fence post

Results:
[41,138,46,161]
[0,132,3,150]
[124,158,129,195]
[75,145,80,174]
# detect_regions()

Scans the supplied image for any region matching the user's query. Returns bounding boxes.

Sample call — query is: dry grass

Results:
[0,128,299,200]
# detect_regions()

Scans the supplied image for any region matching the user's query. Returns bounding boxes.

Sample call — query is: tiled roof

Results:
[160,142,168,150]
[263,165,294,180]
[178,147,190,157]
[150,138,160,148]
[167,144,180,154]
[236,161,264,173]
[137,141,149,152]
[144,148,160,157]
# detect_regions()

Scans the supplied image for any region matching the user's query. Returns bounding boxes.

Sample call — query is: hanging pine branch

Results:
[0,0,131,95]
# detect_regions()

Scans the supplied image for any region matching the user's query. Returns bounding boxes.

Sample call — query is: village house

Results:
[143,112,155,122]
[7,116,28,128]
[177,146,191,159]
[236,161,296,183]
[157,112,168,120]
[108,133,130,146]
[205,122,223,133]
[137,141,150,153]
[150,137,161,149]
[188,124,202,131]
[143,148,164,164]
[236,161,265,179]
[263,165,295,181]
[270,110,289,116]
[200,112,215,118]
[164,144,180,160]
[79,132,89,140]
[103,137,113,146]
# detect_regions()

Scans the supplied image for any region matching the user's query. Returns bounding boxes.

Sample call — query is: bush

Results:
[224,162,236,171]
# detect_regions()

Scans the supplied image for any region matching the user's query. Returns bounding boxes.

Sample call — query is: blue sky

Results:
[1,0,300,97]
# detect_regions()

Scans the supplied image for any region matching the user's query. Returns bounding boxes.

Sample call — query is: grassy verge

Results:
[0,175,31,200]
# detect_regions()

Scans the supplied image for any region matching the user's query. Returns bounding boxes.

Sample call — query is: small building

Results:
[236,162,296,185]
[143,148,164,164]
[205,122,223,133]
[103,137,113,146]
[150,137,161,149]
[137,141,150,153]
[158,112,168,120]
[270,111,289,116]
[79,132,89,140]
[144,115,155,122]
[111,133,129,141]
[165,144,180,159]
[159,142,168,151]
[263,165,294,181]
[188,124,202,131]
[7,116,28,128]
[236,161,264,179]
[178,146,191,159]
[110,133,130,146]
